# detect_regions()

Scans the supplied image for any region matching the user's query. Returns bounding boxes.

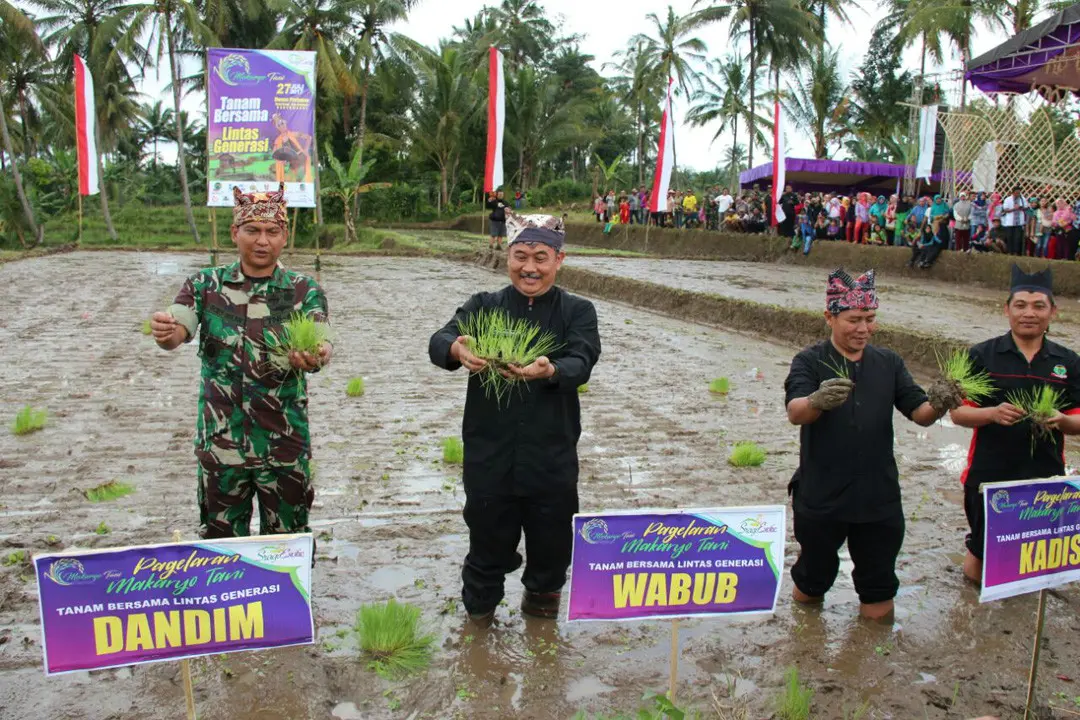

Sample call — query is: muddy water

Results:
[567,255,1080,349]
[0,251,1076,719]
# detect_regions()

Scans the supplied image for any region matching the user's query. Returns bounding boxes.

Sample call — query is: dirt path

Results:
[567,255,1080,350]
[0,252,1076,719]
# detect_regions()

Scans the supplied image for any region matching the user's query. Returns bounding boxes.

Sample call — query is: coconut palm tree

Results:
[687,56,769,166]
[483,0,555,67]
[782,48,850,158]
[876,0,950,79]
[629,6,707,99]
[505,65,583,190]
[138,100,172,167]
[722,142,747,189]
[607,39,663,185]
[690,0,818,168]
[117,0,216,244]
[410,45,481,210]
[0,7,44,244]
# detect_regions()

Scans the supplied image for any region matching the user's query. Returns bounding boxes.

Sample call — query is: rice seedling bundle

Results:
[355,599,435,679]
[346,377,365,397]
[267,313,331,372]
[937,350,995,404]
[84,480,135,503]
[775,667,814,720]
[728,441,766,468]
[1006,384,1067,454]
[709,377,730,395]
[577,383,589,394]
[11,406,47,436]
[457,308,561,405]
[442,436,464,463]
[141,320,152,335]
[819,356,851,380]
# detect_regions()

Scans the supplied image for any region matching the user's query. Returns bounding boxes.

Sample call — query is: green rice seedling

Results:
[2,550,26,567]
[442,436,464,464]
[266,313,331,372]
[84,480,135,503]
[346,377,365,397]
[141,320,152,335]
[819,356,851,380]
[709,377,731,395]
[11,406,47,435]
[94,521,110,535]
[937,350,995,404]
[457,308,561,405]
[577,383,589,394]
[1007,384,1067,453]
[354,599,435,679]
[728,441,766,468]
[775,667,814,720]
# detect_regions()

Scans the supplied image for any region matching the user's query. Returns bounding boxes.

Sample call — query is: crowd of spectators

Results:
[592,185,1080,268]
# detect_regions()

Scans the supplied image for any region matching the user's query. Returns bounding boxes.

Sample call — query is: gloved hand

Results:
[808,378,854,411]
[927,378,964,414]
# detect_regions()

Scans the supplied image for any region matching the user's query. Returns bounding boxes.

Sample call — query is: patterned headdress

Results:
[826,268,879,315]
[233,183,287,227]
[506,212,565,250]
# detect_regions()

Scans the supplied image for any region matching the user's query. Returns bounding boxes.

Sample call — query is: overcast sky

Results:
[23,0,1026,172]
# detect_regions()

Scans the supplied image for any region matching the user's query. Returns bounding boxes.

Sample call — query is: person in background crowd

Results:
[514,190,524,210]
[778,185,798,239]
[671,191,682,229]
[869,195,888,229]
[971,191,989,229]
[885,195,898,246]
[814,211,828,239]
[605,190,617,222]
[927,194,950,227]
[717,186,734,219]
[1037,199,1054,258]
[854,193,871,244]
[910,217,944,269]
[593,195,604,223]
[1060,198,1080,260]
[619,194,630,225]
[487,189,509,249]
[639,188,650,225]
[1001,186,1029,256]
[843,197,855,242]
[969,223,992,253]
[683,190,699,229]
[988,191,1003,225]
[868,220,887,246]
[911,196,928,228]
[628,187,640,225]
[989,217,1009,253]
[900,213,921,248]
[953,192,972,253]
[826,214,842,240]
[895,195,913,242]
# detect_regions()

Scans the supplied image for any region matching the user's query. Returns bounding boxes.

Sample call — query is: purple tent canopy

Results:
[965,4,1080,95]
[738,158,941,193]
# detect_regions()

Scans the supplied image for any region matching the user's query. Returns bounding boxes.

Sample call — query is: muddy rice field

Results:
[1,239,1079,719]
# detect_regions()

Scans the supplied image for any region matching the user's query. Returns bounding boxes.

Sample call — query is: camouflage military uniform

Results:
[169,260,329,539]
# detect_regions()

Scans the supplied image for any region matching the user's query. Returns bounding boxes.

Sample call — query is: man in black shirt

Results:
[784,268,959,620]
[949,266,1080,584]
[486,190,509,250]
[429,213,602,625]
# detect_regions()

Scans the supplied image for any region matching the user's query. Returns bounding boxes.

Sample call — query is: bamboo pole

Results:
[668,619,680,703]
[314,209,321,283]
[1023,589,1049,720]
[289,207,298,256]
[172,530,198,720]
[77,193,83,246]
[210,208,218,267]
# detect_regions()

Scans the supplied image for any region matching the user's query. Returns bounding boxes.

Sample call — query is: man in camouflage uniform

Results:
[150,183,331,538]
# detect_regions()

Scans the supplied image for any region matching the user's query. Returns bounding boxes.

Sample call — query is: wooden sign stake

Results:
[668,618,680,703]
[1023,588,1048,720]
[172,529,198,720]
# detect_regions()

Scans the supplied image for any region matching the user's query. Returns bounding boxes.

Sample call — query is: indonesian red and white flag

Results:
[484,47,505,192]
[648,78,674,213]
[772,100,786,226]
[74,54,99,196]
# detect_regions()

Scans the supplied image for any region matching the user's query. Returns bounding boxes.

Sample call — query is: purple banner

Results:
[981,478,1080,602]
[34,535,314,674]
[567,507,785,621]
[207,48,317,208]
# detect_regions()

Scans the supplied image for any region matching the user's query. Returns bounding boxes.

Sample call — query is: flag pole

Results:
[78,193,83,245]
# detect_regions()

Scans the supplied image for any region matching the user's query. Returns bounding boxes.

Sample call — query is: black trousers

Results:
[964,482,986,560]
[791,510,906,605]
[461,487,579,614]
[1005,226,1024,255]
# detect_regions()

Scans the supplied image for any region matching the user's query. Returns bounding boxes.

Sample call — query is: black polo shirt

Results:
[961,332,1080,489]
[785,341,928,523]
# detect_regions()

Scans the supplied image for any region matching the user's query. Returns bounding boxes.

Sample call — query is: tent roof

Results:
[738,158,939,193]
[965,3,1080,94]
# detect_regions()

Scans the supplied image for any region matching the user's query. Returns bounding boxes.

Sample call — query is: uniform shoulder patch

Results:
[1052,364,1068,379]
